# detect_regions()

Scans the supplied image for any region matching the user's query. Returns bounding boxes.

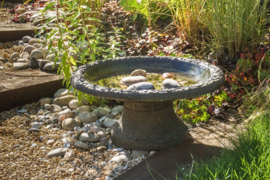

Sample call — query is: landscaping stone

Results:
[46,54,55,61]
[92,107,110,118]
[121,76,147,86]
[130,69,147,77]
[43,62,60,71]
[57,109,74,119]
[39,60,49,69]
[83,123,101,133]
[22,36,31,43]
[30,58,39,69]
[17,58,29,64]
[162,79,181,89]
[75,105,92,114]
[127,82,155,90]
[54,88,73,98]
[28,128,40,133]
[9,52,19,62]
[58,115,66,123]
[69,99,83,109]
[79,133,100,142]
[50,104,62,113]
[110,153,129,162]
[111,105,124,116]
[28,38,39,45]
[47,148,70,158]
[62,118,81,131]
[97,146,107,152]
[31,122,44,129]
[74,141,89,150]
[77,112,98,124]
[63,149,75,161]
[39,98,52,106]
[13,62,27,70]
[22,45,35,54]
[30,49,44,60]
[20,52,30,59]
[103,118,117,128]
[52,95,74,106]
[97,130,110,138]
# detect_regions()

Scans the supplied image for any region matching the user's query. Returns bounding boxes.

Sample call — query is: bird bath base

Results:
[111,101,189,150]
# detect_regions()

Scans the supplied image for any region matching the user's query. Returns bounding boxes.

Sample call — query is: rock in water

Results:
[30,58,39,69]
[62,118,81,131]
[127,82,155,90]
[121,76,147,86]
[162,79,181,89]
[130,69,147,77]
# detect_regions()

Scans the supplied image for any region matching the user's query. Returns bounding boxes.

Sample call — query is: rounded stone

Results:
[22,45,36,54]
[62,118,81,131]
[13,62,27,70]
[9,52,19,62]
[97,130,110,138]
[17,58,29,64]
[79,133,100,142]
[77,112,98,124]
[58,115,66,123]
[127,82,155,90]
[52,95,74,106]
[57,109,74,119]
[39,60,49,69]
[92,107,110,118]
[120,76,147,86]
[74,141,89,150]
[83,123,101,133]
[54,88,73,98]
[46,54,55,61]
[50,104,62,113]
[20,52,30,59]
[28,38,39,45]
[103,118,117,128]
[30,49,44,60]
[97,146,107,152]
[162,79,181,89]
[75,105,92,114]
[69,99,83,109]
[39,98,52,106]
[130,69,147,77]
[43,62,60,71]
[22,36,31,43]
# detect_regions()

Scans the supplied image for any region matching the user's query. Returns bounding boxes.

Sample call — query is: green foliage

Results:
[180,113,270,179]
[174,91,230,124]
[39,0,125,104]
[119,0,171,24]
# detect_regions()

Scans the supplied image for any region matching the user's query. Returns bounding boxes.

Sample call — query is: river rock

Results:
[30,58,39,69]
[47,147,70,158]
[13,62,27,70]
[9,52,19,62]
[54,88,73,98]
[43,62,60,71]
[79,133,100,143]
[162,79,181,89]
[57,109,74,119]
[22,45,35,54]
[110,153,129,162]
[92,107,110,118]
[28,38,39,45]
[97,129,110,138]
[69,99,83,109]
[127,82,155,90]
[121,76,147,86]
[46,54,55,61]
[132,150,149,158]
[83,122,101,133]
[31,122,44,129]
[75,105,92,114]
[52,95,74,106]
[50,104,62,113]
[20,52,30,59]
[58,115,66,123]
[77,112,98,124]
[30,49,44,60]
[17,58,29,64]
[62,118,81,131]
[39,98,52,106]
[103,118,117,128]
[39,60,49,69]
[130,69,147,77]
[111,105,124,116]
[63,149,75,161]
[97,146,107,152]
[22,36,31,43]
[74,141,89,150]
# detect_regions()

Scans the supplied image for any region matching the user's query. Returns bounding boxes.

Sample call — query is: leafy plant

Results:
[38,0,125,104]
[174,91,230,124]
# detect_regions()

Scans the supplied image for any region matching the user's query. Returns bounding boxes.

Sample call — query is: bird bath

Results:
[71,56,225,150]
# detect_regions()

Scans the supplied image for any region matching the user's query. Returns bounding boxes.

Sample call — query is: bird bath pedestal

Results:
[71,56,224,150]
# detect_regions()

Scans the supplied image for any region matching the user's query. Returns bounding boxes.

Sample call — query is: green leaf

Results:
[70,56,76,66]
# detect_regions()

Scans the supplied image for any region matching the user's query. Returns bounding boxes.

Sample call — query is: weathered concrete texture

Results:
[0,22,36,43]
[0,69,64,112]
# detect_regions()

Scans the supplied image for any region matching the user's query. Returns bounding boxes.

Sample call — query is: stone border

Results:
[71,56,225,102]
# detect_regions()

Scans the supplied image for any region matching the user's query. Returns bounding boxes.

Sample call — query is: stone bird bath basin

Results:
[71,56,225,150]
